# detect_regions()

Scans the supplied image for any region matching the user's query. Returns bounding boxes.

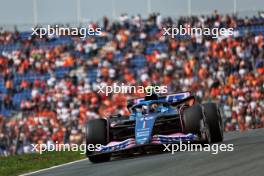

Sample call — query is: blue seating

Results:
[12,90,31,107]
[0,36,73,52]
[146,42,168,54]
[20,32,32,40]
[87,68,98,82]
[55,67,71,78]
[114,52,123,62]
[237,25,264,36]
[0,108,12,117]
[131,55,147,69]
[0,44,20,52]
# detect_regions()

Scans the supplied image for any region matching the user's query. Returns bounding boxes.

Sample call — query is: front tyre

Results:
[86,119,111,163]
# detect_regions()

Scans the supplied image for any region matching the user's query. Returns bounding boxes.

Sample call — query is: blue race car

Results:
[85,92,223,163]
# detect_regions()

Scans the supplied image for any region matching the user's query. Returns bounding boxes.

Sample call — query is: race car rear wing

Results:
[127,91,195,108]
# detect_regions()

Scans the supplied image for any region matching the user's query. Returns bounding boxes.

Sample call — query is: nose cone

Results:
[135,115,156,145]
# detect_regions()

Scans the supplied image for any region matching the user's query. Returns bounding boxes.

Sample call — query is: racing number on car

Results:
[143,120,147,128]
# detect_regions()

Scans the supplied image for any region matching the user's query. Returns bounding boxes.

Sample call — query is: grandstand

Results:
[0,11,264,156]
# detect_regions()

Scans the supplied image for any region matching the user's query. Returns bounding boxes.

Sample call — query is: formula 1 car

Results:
[85,92,223,163]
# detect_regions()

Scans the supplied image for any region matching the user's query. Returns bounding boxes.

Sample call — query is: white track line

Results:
[20,158,88,176]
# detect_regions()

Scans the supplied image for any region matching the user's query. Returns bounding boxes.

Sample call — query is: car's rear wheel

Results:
[183,104,211,143]
[86,119,111,163]
[202,103,223,143]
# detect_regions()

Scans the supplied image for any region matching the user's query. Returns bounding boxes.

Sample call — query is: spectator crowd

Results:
[0,11,264,156]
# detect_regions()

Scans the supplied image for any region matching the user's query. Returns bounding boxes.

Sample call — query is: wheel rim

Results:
[200,118,211,143]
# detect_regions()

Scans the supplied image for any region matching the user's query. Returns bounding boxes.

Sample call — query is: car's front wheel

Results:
[86,119,111,163]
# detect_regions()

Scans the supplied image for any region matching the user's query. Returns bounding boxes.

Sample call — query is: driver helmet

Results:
[142,105,148,114]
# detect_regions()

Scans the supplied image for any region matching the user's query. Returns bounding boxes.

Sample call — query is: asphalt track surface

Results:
[28,128,264,176]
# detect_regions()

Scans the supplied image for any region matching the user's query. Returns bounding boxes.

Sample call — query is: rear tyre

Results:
[202,103,223,143]
[86,119,111,163]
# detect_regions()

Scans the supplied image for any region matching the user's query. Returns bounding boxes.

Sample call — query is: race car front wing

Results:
[97,133,198,153]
